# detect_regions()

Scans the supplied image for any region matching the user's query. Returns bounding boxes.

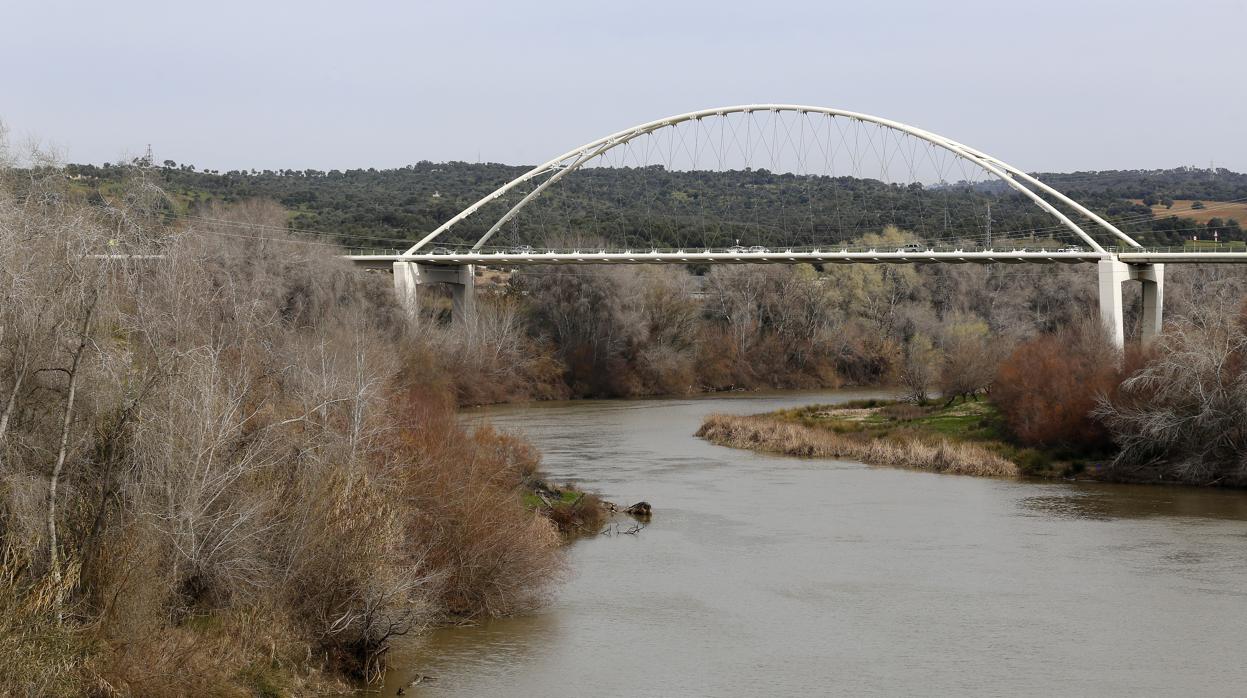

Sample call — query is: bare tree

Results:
[937,315,1000,405]
[1096,306,1247,485]
[901,333,940,404]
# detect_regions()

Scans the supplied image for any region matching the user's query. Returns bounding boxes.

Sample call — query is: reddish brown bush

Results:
[992,321,1136,450]
[385,387,564,618]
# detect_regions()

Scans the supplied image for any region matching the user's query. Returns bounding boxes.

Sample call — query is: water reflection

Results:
[380,614,559,697]
[1018,481,1247,521]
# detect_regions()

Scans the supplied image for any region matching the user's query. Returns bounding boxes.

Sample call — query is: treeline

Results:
[1040,167,1247,202]
[62,160,1247,250]
[425,226,1244,405]
[0,174,573,693]
[427,228,1247,488]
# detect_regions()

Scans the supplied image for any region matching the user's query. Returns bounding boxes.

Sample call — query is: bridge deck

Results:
[344,248,1247,268]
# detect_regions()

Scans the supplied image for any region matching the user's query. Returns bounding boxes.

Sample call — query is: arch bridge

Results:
[349,105,1247,346]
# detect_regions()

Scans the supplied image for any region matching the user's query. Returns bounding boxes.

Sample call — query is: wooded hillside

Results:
[63,161,1247,249]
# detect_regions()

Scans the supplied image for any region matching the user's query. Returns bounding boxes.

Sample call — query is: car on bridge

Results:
[1057,245,1085,253]
[896,243,925,253]
[748,245,770,253]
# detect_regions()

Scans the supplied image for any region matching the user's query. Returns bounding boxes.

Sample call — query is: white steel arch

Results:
[406,105,1142,255]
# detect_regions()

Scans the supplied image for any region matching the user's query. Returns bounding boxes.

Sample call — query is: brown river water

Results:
[377,389,1247,697]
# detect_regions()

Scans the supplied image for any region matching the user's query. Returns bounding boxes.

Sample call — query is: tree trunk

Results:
[49,302,94,618]
[0,365,23,446]
[0,320,24,448]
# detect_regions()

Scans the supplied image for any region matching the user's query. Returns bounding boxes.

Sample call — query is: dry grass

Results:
[697,413,1019,478]
[1131,199,1247,225]
[809,407,875,421]
[879,403,929,421]
[88,605,337,698]
[0,545,88,696]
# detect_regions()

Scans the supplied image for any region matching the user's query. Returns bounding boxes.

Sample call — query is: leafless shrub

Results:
[936,314,1002,405]
[542,491,609,536]
[1096,306,1247,485]
[425,296,567,404]
[900,333,940,403]
[701,264,843,389]
[0,157,569,693]
[514,264,705,396]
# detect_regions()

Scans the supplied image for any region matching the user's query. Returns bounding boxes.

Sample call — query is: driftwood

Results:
[624,501,652,519]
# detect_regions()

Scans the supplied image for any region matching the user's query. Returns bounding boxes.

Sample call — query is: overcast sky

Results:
[4,0,1244,172]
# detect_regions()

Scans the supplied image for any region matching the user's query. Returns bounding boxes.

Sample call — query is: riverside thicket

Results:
[0,168,568,694]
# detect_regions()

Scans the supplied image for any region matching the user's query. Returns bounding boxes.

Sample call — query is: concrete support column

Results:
[391,262,475,324]
[1136,263,1164,345]
[1097,258,1165,348]
[1098,258,1130,349]
[447,265,475,321]
[393,261,421,319]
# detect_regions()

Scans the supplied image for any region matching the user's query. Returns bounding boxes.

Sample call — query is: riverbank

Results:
[382,389,1247,696]
[0,187,634,697]
[696,399,1111,479]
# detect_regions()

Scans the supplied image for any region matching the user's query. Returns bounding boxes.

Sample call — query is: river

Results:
[380,389,1247,697]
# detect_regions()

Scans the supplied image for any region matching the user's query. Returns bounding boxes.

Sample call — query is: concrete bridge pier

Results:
[393,261,475,323]
[1098,258,1163,348]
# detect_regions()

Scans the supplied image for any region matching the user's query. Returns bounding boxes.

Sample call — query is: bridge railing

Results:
[344,242,1247,258]
[350,243,1098,257]
[1110,243,1247,254]
[345,247,404,256]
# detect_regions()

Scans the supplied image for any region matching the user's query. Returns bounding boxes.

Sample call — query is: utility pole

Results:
[985,202,992,247]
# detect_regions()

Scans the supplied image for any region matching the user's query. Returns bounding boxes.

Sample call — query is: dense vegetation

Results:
[43,158,1247,468]
[0,171,586,694]
[63,160,1247,249]
[434,224,1242,403]
[699,305,1247,488]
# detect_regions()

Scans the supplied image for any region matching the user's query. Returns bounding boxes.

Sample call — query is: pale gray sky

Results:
[4,0,1244,172]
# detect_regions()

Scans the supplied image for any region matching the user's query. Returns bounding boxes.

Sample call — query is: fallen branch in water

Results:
[599,522,647,536]
[395,673,438,694]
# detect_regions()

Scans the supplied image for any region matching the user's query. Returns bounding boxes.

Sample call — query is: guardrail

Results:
[343,243,1247,258]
